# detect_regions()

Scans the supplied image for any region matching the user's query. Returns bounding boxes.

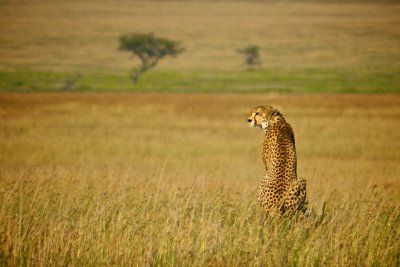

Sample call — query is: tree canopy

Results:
[119,33,184,83]
[238,45,261,69]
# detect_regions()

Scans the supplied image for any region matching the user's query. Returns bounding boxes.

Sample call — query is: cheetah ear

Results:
[270,108,281,119]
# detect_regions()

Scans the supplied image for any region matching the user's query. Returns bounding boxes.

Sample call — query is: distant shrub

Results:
[119,33,184,84]
[238,45,262,69]
[59,72,81,91]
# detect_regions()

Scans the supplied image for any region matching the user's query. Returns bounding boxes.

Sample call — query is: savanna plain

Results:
[0,0,399,92]
[0,93,399,266]
[1,0,400,266]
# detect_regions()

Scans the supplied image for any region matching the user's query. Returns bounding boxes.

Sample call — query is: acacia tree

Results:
[119,33,184,84]
[238,45,262,69]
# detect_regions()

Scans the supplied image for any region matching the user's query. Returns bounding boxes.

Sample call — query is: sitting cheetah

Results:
[247,105,307,216]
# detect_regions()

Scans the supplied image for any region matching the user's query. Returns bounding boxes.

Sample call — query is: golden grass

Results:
[0,93,399,265]
[0,1,399,72]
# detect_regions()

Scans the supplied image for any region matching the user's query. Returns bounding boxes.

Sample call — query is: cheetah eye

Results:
[255,112,259,116]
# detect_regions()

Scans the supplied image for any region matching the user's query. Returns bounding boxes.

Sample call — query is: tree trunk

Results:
[131,66,145,84]
[131,58,158,85]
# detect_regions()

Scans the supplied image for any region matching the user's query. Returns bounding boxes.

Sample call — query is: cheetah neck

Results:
[262,116,284,133]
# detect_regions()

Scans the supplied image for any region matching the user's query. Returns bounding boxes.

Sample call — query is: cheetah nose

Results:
[247,119,252,123]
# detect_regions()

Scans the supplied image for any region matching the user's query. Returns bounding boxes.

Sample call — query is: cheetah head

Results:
[247,105,281,131]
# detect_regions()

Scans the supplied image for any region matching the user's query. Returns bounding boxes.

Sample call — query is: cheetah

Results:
[247,105,307,216]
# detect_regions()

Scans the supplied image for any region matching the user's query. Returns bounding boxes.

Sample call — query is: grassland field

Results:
[0,0,400,266]
[0,93,399,266]
[0,0,400,93]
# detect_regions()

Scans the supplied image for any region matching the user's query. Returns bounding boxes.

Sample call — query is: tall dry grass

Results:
[0,93,399,265]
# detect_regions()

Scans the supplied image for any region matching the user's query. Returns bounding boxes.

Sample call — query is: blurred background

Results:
[0,0,399,93]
